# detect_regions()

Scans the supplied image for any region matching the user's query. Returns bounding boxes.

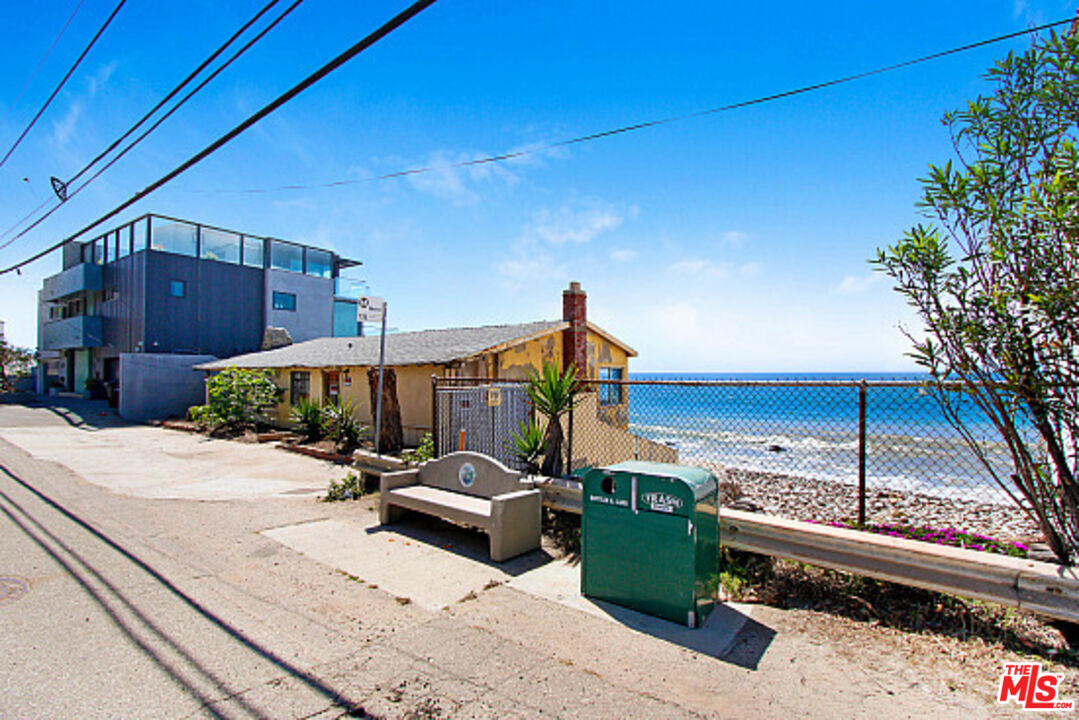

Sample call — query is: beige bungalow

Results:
[194,284,676,470]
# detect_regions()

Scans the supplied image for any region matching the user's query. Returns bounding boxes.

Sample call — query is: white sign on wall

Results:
[356,296,385,323]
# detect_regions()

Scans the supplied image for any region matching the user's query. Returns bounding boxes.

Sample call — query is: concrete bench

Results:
[379,451,542,562]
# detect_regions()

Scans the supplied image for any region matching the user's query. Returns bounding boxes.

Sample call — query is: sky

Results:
[0,0,1074,372]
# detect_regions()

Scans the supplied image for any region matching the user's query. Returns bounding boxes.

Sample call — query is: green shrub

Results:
[402,432,435,465]
[324,398,368,453]
[323,470,367,502]
[188,367,282,431]
[507,419,546,474]
[291,397,326,442]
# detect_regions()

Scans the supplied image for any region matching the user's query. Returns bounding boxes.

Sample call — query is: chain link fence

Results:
[433,376,1042,541]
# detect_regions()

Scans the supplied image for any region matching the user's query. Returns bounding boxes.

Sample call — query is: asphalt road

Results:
[0,397,1013,719]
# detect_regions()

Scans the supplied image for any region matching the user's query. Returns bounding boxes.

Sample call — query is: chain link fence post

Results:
[431,375,439,459]
[858,380,868,525]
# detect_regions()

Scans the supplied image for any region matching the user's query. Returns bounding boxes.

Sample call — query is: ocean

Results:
[625,372,1018,504]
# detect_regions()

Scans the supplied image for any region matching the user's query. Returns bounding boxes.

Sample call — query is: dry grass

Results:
[721,549,1078,694]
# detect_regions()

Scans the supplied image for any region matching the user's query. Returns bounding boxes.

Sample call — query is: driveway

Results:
[0,397,341,500]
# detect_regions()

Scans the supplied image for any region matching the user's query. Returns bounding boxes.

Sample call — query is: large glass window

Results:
[132,217,149,251]
[151,220,197,257]
[242,236,264,268]
[272,291,296,311]
[117,226,131,260]
[598,367,624,406]
[290,371,310,405]
[200,227,240,264]
[270,240,304,273]
[93,237,104,265]
[333,300,358,337]
[306,248,332,278]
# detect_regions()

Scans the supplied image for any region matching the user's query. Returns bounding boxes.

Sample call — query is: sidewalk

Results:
[0,399,1015,718]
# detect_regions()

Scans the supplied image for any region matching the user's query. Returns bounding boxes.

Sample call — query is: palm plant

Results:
[507,418,547,474]
[324,397,368,453]
[290,397,326,442]
[525,361,583,476]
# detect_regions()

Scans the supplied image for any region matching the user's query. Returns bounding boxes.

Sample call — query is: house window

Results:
[272,291,296,311]
[305,249,332,278]
[290,371,310,405]
[169,280,186,298]
[270,240,304,273]
[598,367,624,406]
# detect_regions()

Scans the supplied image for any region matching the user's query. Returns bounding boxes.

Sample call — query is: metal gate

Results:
[435,382,531,468]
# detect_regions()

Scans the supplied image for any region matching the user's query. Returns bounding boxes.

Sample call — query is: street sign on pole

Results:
[356,295,385,323]
[374,300,388,455]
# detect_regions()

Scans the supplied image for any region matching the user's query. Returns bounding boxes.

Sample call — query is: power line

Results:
[0,0,305,251]
[66,0,287,190]
[0,0,439,277]
[10,0,88,111]
[0,0,126,170]
[197,16,1076,196]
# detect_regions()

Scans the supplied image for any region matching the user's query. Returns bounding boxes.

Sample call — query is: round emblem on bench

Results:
[458,462,476,488]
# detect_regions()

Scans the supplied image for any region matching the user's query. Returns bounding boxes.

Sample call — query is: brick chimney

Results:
[562,282,587,378]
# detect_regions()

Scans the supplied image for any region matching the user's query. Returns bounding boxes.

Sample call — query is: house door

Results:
[325,371,340,404]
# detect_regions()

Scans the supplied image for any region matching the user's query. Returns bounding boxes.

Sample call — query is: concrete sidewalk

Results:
[0,399,1015,719]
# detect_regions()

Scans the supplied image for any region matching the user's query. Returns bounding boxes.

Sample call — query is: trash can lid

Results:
[595,461,718,502]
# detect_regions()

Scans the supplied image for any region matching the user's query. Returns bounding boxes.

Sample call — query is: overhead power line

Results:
[0,0,306,251]
[0,0,439,277]
[10,0,88,111]
[65,0,287,190]
[0,0,127,170]
[198,16,1077,196]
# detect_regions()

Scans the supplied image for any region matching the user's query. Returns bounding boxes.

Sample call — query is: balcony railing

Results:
[41,263,102,302]
[40,315,103,350]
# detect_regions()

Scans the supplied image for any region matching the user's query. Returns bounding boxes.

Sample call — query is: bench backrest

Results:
[418,451,525,499]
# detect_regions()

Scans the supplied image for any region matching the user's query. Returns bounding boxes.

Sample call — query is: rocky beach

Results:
[714,464,1042,541]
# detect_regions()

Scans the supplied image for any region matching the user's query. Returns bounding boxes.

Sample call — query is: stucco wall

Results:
[497,333,561,379]
[120,353,217,422]
[270,363,443,446]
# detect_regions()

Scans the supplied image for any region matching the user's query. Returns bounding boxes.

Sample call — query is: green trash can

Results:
[581,461,720,628]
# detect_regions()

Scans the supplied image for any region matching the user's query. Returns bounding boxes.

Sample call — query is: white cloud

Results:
[403,149,518,205]
[497,198,630,285]
[1012,0,1045,24]
[495,253,567,283]
[832,273,881,295]
[50,61,118,148]
[530,201,624,244]
[667,259,731,278]
[51,101,83,146]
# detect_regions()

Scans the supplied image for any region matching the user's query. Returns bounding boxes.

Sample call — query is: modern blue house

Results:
[37,213,362,418]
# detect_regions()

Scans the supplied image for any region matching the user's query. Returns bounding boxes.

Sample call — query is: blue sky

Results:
[0,0,1073,371]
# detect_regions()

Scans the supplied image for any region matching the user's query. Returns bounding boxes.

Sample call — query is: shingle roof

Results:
[194,320,569,370]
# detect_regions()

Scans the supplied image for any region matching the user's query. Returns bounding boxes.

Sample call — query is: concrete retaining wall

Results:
[119,353,216,422]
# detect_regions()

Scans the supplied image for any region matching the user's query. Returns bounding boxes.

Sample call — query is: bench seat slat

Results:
[387,485,492,529]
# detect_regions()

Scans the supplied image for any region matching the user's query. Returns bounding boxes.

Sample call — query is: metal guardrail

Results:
[533,478,1079,624]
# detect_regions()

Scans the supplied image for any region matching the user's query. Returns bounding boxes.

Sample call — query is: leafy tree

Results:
[189,367,282,432]
[0,339,33,390]
[875,30,1079,564]
[525,361,583,477]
